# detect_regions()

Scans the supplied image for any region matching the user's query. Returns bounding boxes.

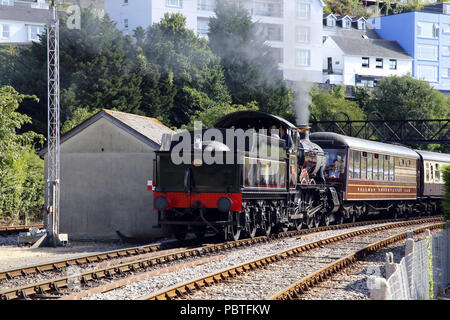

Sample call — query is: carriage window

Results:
[367,153,373,180]
[324,149,346,179]
[353,151,361,179]
[384,155,389,181]
[349,150,354,179]
[390,156,395,181]
[435,163,440,182]
[430,162,434,182]
[406,159,411,167]
[361,152,367,179]
[373,154,379,180]
[399,158,405,166]
[425,162,430,182]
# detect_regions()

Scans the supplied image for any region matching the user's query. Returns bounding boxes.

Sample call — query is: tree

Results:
[366,75,450,120]
[310,85,366,122]
[9,8,143,136]
[183,101,259,130]
[443,165,450,221]
[208,0,293,121]
[139,13,231,127]
[0,86,44,224]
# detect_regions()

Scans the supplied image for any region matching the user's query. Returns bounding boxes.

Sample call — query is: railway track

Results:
[0,217,442,300]
[138,219,444,300]
[0,224,44,236]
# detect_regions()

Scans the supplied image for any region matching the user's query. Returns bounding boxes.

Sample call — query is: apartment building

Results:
[104,0,325,83]
[0,0,50,44]
[369,2,450,92]
[322,13,413,87]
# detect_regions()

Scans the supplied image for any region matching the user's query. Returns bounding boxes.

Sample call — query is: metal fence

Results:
[371,222,450,300]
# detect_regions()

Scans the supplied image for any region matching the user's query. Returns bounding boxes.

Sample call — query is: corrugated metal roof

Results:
[310,132,420,158]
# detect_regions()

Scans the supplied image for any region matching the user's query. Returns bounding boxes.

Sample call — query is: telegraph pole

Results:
[46,0,61,247]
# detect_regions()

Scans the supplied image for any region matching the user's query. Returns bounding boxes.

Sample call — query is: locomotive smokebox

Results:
[297,125,311,141]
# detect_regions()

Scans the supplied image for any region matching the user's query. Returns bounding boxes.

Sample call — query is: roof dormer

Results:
[323,13,337,27]
[352,17,367,30]
[337,15,352,29]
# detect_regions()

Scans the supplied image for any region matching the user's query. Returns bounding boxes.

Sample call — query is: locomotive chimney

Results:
[297,125,311,140]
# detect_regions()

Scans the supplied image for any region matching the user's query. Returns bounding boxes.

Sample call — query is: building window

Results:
[442,67,450,78]
[375,58,383,69]
[442,46,450,56]
[296,49,310,67]
[443,23,450,34]
[197,18,209,37]
[417,65,438,82]
[358,20,366,30]
[124,18,129,29]
[0,0,13,5]
[269,47,283,64]
[362,57,369,68]
[327,16,336,27]
[123,0,128,4]
[255,0,283,18]
[197,0,216,11]
[417,22,438,38]
[260,23,283,41]
[166,0,183,8]
[295,26,310,43]
[417,44,438,60]
[28,25,44,41]
[444,3,450,14]
[2,24,9,38]
[296,2,310,19]
[389,59,397,70]
[343,18,351,29]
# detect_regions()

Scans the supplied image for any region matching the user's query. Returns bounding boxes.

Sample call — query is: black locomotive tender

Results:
[152,111,449,241]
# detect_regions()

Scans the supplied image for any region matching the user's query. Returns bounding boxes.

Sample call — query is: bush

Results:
[443,165,450,221]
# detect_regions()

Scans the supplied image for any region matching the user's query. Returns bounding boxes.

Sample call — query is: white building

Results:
[322,35,413,87]
[104,0,325,83]
[0,0,50,44]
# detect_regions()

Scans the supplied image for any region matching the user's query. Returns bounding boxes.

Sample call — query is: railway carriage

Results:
[415,150,450,214]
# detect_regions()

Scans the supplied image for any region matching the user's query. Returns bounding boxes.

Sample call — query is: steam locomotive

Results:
[152,111,449,241]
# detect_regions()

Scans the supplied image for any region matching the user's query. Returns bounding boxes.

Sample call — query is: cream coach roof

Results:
[310,132,420,159]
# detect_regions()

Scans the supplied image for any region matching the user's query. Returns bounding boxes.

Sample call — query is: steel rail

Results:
[138,218,443,300]
[0,225,44,233]
[0,217,427,282]
[0,217,440,300]
[268,223,444,300]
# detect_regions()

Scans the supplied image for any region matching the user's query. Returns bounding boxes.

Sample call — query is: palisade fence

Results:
[370,222,450,300]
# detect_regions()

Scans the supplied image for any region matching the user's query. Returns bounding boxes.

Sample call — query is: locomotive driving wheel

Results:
[226,211,241,241]
[304,192,319,229]
[244,202,257,238]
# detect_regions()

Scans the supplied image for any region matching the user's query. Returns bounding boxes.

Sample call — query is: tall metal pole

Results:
[47,0,60,247]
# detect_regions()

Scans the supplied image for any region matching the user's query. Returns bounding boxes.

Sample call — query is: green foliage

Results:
[183,101,259,130]
[139,13,231,127]
[9,8,143,136]
[208,0,293,120]
[443,165,450,221]
[0,86,44,224]
[310,85,366,122]
[61,107,100,134]
[366,76,450,120]
[324,0,372,18]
